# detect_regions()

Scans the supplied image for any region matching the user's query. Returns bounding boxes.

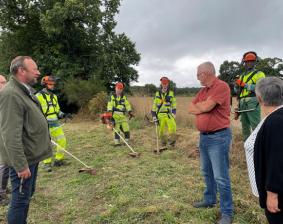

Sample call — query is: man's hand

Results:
[267,191,281,213]
[17,168,31,179]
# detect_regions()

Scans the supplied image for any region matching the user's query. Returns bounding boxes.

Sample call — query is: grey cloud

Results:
[116,0,283,87]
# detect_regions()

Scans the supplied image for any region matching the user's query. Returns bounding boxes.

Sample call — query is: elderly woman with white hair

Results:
[245,76,283,224]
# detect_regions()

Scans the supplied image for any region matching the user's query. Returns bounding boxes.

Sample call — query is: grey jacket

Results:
[0,76,52,172]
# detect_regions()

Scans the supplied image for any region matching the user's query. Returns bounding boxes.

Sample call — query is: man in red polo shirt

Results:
[188,61,233,224]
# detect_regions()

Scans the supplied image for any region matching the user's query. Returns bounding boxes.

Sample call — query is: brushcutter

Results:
[152,117,167,154]
[51,140,96,175]
[100,112,140,158]
[145,113,167,153]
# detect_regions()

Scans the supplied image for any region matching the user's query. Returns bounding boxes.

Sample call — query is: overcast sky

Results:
[115,0,283,87]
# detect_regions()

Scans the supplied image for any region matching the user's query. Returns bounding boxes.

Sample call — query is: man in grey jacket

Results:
[0,74,8,206]
[0,56,52,224]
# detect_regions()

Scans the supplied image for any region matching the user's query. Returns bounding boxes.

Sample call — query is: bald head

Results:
[197,61,216,76]
[197,62,216,87]
[0,74,7,90]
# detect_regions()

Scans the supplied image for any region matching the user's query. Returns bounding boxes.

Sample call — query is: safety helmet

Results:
[115,82,124,90]
[41,76,56,89]
[160,76,170,85]
[242,51,257,62]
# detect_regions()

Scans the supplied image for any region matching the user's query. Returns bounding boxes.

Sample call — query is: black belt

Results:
[201,128,227,135]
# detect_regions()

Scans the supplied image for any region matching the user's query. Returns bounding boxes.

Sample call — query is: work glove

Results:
[235,79,246,87]
[128,111,135,120]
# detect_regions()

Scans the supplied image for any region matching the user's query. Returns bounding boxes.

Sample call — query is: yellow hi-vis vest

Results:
[239,69,265,98]
[36,89,63,127]
[152,89,176,115]
[107,94,132,115]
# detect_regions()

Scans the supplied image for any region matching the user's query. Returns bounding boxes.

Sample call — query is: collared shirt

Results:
[192,78,230,132]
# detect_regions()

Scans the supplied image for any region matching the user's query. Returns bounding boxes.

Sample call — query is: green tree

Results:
[219,57,283,85]
[144,84,157,96]
[0,0,140,94]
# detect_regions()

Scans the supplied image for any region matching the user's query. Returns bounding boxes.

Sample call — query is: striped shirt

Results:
[244,105,283,197]
[244,119,265,197]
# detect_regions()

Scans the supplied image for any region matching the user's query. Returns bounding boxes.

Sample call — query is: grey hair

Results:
[255,77,283,106]
[10,56,32,76]
[198,61,216,75]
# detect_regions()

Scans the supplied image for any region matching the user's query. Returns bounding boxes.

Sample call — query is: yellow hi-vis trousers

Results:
[44,125,67,164]
[157,113,176,145]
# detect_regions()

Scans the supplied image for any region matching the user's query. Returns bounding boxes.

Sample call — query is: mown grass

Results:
[0,116,267,224]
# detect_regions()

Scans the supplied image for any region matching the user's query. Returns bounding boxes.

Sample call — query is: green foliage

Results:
[130,85,200,96]
[219,57,283,96]
[219,57,283,84]
[0,0,140,93]
[88,91,108,115]
[63,78,105,107]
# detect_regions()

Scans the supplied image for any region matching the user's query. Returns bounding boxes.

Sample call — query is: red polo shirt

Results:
[192,78,230,132]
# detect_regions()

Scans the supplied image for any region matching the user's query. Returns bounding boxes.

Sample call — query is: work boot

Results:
[192,201,215,208]
[217,215,232,224]
[0,194,9,206]
[43,163,52,172]
[114,139,121,147]
[168,140,176,149]
[54,160,70,167]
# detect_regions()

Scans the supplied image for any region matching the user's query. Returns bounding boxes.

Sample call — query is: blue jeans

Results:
[8,163,39,224]
[199,128,233,217]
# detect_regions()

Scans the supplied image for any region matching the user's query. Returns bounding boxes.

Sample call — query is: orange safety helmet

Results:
[115,82,124,90]
[41,76,56,89]
[160,76,170,85]
[242,51,257,62]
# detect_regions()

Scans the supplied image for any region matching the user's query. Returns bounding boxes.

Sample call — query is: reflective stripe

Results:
[53,135,65,140]
[113,111,125,115]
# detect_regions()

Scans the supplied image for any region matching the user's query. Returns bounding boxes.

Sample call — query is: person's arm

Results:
[107,96,114,112]
[0,94,29,174]
[151,93,158,118]
[266,191,281,213]
[124,96,132,112]
[171,93,177,117]
[264,116,283,212]
[188,102,202,115]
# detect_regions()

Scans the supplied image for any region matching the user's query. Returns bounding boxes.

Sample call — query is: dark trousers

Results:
[265,209,283,224]
[7,163,39,224]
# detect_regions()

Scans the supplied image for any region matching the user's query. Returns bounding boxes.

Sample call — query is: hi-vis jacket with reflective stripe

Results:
[107,94,132,114]
[36,89,63,126]
[152,89,176,116]
[239,69,265,98]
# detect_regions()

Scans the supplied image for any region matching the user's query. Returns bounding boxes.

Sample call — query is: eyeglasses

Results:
[197,72,205,78]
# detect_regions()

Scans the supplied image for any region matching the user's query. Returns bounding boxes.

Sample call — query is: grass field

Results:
[0,98,267,224]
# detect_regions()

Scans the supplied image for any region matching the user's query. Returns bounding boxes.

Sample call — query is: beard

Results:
[28,77,38,86]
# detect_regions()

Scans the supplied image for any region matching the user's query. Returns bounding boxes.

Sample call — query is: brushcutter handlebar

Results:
[128,111,135,120]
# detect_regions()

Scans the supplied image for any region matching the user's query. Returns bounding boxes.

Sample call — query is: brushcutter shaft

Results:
[51,140,91,168]
[112,127,136,153]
